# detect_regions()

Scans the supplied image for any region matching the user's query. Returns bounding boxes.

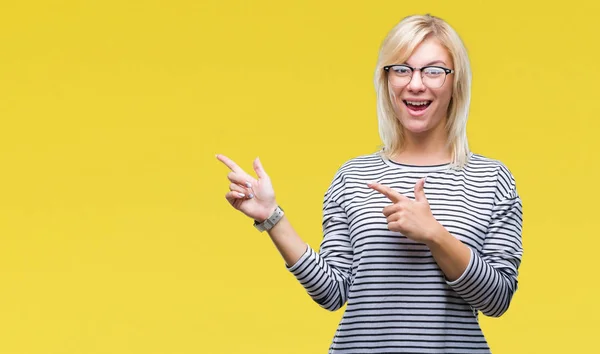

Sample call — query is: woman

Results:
[217,14,523,354]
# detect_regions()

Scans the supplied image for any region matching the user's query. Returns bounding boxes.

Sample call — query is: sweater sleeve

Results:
[286,171,353,312]
[446,166,524,317]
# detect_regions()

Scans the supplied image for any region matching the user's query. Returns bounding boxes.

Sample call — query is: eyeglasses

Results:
[383,64,454,89]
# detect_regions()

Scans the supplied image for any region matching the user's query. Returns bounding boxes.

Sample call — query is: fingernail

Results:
[237,192,245,197]
[248,193,254,199]
[366,181,375,186]
[245,181,252,188]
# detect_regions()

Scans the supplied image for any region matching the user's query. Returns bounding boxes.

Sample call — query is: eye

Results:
[423,67,445,77]
[391,65,412,76]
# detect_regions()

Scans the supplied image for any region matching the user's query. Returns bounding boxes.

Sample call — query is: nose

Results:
[407,71,426,92]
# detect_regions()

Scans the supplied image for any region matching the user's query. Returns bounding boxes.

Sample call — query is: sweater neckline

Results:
[377,151,472,172]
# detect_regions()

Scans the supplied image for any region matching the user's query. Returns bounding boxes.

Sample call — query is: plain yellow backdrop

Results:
[0,0,598,353]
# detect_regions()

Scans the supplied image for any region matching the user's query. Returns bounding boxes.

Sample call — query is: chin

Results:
[399,118,431,134]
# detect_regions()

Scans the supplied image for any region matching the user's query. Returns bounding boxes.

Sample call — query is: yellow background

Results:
[0,0,598,353]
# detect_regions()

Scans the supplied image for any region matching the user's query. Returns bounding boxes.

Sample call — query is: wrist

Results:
[253,204,284,232]
[424,222,449,249]
[255,203,279,223]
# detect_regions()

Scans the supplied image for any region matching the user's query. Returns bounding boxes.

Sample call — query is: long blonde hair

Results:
[374,14,472,168]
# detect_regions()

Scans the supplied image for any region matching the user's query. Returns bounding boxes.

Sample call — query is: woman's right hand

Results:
[216,154,278,222]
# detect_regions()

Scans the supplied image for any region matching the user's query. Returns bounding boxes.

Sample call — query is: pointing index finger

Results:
[367,181,407,203]
[216,154,257,184]
[216,154,243,173]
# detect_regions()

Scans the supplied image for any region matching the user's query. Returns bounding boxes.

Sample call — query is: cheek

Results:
[437,95,452,112]
[434,88,453,111]
[389,89,404,111]
[390,87,403,100]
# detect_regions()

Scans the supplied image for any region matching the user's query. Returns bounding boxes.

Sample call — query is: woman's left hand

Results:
[367,178,444,245]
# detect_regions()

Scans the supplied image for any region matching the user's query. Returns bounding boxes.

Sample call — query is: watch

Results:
[253,206,284,232]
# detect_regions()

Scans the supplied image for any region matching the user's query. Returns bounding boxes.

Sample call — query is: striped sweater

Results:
[287,152,523,353]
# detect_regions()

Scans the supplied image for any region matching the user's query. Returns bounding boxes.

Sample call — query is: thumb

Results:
[414,178,427,202]
[253,157,269,179]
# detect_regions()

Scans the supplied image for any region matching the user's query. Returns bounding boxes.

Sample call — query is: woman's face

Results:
[388,37,454,137]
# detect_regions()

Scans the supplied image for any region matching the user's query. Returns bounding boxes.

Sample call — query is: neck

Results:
[391,126,452,165]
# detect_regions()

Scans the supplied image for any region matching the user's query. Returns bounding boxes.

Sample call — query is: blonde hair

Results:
[374,14,472,169]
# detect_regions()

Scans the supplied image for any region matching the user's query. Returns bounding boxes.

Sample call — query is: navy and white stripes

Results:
[287,152,523,353]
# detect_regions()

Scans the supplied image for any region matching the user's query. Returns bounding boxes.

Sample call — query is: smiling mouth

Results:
[403,100,432,112]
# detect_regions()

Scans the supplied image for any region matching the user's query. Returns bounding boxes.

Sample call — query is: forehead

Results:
[405,37,453,66]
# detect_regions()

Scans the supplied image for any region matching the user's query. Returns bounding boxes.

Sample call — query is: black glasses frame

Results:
[383,64,454,88]
[383,64,454,75]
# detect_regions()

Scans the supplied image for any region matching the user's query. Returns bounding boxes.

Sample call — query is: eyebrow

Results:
[405,60,448,66]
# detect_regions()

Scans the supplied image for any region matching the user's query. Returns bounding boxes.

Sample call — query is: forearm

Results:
[272,213,351,311]
[426,226,471,282]
[266,215,308,267]
[426,225,519,317]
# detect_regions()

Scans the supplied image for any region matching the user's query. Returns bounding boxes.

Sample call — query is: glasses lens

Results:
[387,65,412,87]
[422,67,446,88]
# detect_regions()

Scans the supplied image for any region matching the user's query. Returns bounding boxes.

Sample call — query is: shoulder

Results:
[336,152,384,175]
[324,152,383,193]
[468,152,519,199]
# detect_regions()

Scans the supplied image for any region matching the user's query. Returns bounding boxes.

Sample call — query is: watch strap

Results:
[254,206,284,232]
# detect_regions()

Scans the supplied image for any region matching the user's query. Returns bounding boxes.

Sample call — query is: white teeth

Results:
[406,100,431,106]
